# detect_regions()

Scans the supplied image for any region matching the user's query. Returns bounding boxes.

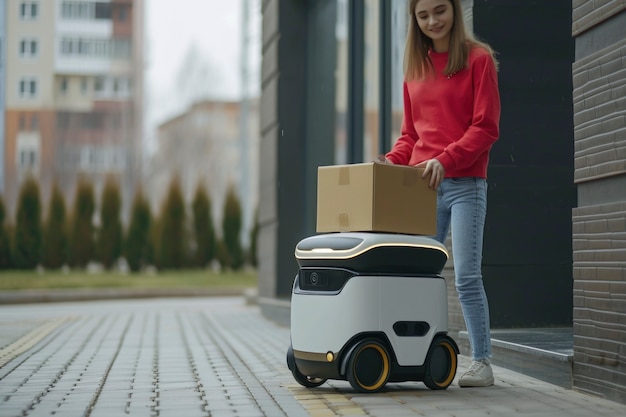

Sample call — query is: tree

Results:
[215,239,230,271]
[97,177,122,269]
[222,186,244,270]
[0,195,12,269]
[41,183,68,269]
[248,207,259,268]
[125,188,152,273]
[13,176,42,269]
[69,177,95,268]
[156,176,186,270]
[191,183,215,267]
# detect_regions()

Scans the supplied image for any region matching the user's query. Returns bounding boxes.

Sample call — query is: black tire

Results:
[346,339,391,393]
[292,366,327,388]
[423,336,457,390]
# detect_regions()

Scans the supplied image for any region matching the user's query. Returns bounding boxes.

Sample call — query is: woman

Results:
[382,0,500,387]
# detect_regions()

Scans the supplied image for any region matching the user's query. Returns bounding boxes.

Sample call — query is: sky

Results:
[144,0,260,150]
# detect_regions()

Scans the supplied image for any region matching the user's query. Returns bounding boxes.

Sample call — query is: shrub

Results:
[13,176,42,269]
[0,195,13,269]
[216,239,230,271]
[248,207,259,268]
[191,183,215,267]
[68,177,95,268]
[97,177,122,269]
[41,183,68,269]
[156,176,186,269]
[222,186,244,270]
[125,188,152,272]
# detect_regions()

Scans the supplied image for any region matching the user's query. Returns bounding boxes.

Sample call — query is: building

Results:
[0,0,6,194]
[146,99,260,247]
[258,0,625,404]
[571,0,626,402]
[1,0,144,218]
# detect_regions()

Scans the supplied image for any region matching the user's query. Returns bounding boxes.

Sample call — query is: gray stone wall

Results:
[572,0,626,404]
[258,0,280,300]
[257,0,336,302]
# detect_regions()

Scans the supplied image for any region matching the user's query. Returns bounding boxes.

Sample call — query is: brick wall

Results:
[572,0,626,404]
[572,203,626,401]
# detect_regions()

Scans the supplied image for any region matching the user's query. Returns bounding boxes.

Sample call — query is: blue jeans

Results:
[435,178,492,361]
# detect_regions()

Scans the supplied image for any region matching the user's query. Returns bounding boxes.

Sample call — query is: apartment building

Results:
[1,0,143,217]
[146,99,259,247]
[0,1,6,194]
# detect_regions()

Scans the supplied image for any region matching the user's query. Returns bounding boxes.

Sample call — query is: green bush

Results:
[13,176,42,269]
[41,183,68,269]
[156,177,187,270]
[97,177,122,269]
[222,186,244,271]
[68,177,95,268]
[248,207,259,267]
[0,195,13,269]
[215,239,230,271]
[125,188,152,272]
[191,183,216,267]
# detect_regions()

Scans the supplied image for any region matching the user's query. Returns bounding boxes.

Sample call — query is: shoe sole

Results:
[458,377,494,388]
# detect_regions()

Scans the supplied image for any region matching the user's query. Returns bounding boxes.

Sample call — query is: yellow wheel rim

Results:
[354,343,390,391]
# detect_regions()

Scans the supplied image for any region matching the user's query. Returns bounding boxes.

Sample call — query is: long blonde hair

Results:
[404,0,498,81]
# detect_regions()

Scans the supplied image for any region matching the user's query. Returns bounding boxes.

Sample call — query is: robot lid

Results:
[295,232,449,275]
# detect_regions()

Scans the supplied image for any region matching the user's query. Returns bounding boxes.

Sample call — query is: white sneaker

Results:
[458,359,494,387]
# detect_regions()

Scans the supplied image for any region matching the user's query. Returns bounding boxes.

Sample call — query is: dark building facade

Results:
[571,0,626,404]
[258,0,625,403]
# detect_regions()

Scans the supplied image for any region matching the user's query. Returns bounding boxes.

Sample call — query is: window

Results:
[334,0,349,164]
[81,77,88,94]
[20,1,38,20]
[60,37,126,59]
[20,38,38,58]
[61,1,108,20]
[95,2,111,19]
[61,38,74,55]
[31,115,39,130]
[78,39,90,55]
[17,133,40,172]
[94,40,108,57]
[94,76,105,92]
[60,77,69,94]
[363,0,379,163]
[390,1,408,144]
[19,77,37,98]
[19,149,37,169]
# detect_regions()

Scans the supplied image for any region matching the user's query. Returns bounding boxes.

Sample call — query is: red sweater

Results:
[386,46,500,178]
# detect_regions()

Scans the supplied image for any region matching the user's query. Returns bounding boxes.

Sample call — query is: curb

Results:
[0,287,253,305]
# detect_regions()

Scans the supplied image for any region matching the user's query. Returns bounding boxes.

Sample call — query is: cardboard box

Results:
[316,162,436,235]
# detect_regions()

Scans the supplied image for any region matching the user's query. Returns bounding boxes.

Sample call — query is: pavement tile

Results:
[1,297,626,417]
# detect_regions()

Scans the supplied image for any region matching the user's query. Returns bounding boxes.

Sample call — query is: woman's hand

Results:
[376,154,393,164]
[415,159,445,189]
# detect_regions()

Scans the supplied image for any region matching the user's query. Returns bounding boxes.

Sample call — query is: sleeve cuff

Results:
[437,152,456,172]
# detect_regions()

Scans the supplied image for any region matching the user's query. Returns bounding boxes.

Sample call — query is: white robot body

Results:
[287,232,459,392]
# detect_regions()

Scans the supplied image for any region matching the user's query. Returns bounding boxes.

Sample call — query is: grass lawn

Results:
[0,269,257,291]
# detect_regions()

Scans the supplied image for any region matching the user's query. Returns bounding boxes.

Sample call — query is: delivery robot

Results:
[286,232,459,393]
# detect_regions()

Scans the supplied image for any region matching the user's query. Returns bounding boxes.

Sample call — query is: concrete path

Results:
[1,297,625,417]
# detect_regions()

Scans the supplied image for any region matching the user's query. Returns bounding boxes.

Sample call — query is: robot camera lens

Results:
[310,272,319,285]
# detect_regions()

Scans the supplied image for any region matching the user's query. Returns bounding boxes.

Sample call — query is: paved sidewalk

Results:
[1,297,625,417]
